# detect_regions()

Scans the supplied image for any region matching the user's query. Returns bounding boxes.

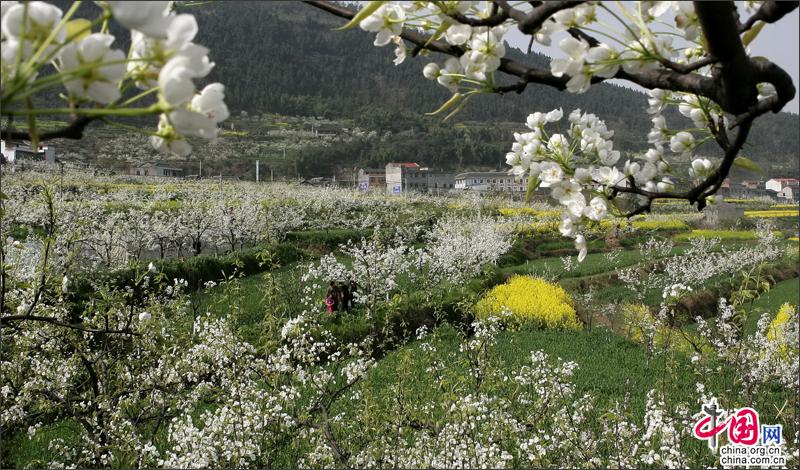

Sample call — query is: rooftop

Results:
[386,162,420,168]
[455,171,514,179]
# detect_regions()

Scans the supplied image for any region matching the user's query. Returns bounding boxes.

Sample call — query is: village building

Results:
[357,168,386,191]
[765,178,799,201]
[454,171,553,193]
[1,139,57,164]
[385,162,454,194]
[129,162,183,177]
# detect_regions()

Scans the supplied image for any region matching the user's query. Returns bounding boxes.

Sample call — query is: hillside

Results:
[38,1,800,178]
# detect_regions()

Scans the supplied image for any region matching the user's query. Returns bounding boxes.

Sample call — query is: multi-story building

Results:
[455,171,537,192]
[385,162,455,194]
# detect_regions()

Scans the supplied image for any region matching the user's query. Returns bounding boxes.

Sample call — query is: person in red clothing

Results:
[325,282,338,313]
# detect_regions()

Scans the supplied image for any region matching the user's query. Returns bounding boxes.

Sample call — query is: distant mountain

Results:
[193,1,799,175]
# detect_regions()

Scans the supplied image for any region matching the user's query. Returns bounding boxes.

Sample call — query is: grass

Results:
[498,249,652,279]
[349,322,792,432]
[341,325,692,427]
[743,277,800,336]
[5,421,82,468]
[191,262,312,345]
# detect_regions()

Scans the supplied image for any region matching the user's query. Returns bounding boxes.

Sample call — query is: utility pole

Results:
[270,167,274,182]
[199,159,202,178]
[256,160,259,182]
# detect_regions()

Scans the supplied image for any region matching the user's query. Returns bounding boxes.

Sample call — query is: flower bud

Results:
[422,62,440,80]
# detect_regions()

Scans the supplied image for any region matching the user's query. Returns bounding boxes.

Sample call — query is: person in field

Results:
[348,280,358,311]
[340,282,351,312]
[325,282,338,313]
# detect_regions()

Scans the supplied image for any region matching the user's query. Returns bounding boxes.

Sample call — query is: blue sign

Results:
[392,185,401,194]
[358,182,368,191]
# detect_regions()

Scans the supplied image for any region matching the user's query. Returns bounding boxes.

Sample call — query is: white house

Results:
[765,178,799,192]
[765,178,799,202]
[454,171,550,192]
[129,162,183,177]
[1,139,56,164]
[777,186,794,201]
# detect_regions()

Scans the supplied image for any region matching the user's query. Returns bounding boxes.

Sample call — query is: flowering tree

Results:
[307,0,797,258]
[1,1,229,156]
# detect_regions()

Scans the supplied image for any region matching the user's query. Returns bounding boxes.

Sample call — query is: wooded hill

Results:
[39,1,800,178]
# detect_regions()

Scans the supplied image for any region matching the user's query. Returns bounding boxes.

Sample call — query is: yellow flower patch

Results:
[673,229,761,241]
[498,207,560,218]
[767,303,798,360]
[475,275,582,330]
[744,209,800,218]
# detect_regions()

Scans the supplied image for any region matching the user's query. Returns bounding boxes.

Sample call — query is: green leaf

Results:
[742,21,765,47]
[443,94,472,121]
[66,18,92,41]
[525,175,541,203]
[426,93,462,116]
[333,1,383,31]
[733,155,764,174]
[425,20,450,47]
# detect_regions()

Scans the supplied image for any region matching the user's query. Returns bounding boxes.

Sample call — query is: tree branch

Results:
[304,0,462,57]
[739,1,799,33]
[694,1,755,114]
[497,0,586,34]
[0,314,141,335]
[445,7,509,27]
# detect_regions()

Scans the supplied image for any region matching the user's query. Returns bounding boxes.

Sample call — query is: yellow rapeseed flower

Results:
[475,275,582,330]
[767,303,798,360]
[673,229,762,241]
[744,209,799,218]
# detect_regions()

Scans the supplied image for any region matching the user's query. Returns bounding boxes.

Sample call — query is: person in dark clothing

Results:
[340,283,351,312]
[334,282,346,312]
[348,280,358,311]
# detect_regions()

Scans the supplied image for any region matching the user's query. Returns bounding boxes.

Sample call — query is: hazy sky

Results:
[505,6,800,114]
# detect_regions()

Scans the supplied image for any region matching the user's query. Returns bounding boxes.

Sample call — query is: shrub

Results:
[673,229,762,241]
[475,275,581,330]
[72,243,309,298]
[598,219,689,232]
[621,303,699,355]
[510,220,560,235]
[284,228,373,248]
[632,220,689,231]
